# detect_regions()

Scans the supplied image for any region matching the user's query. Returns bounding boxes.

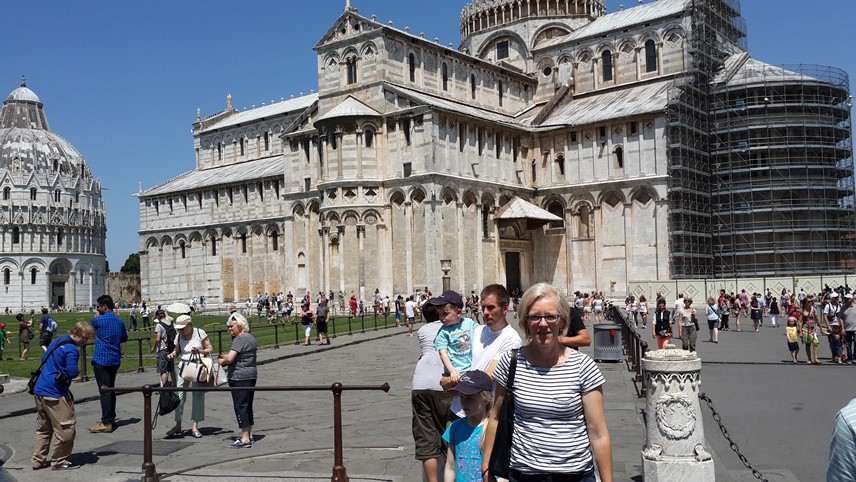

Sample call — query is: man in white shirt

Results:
[405,295,418,337]
[672,293,685,323]
[441,284,522,418]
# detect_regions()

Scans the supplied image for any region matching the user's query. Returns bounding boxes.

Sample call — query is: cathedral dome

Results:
[460,0,605,39]
[6,86,40,103]
[0,81,88,174]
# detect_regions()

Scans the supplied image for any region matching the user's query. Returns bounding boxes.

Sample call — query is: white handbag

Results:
[211,363,229,386]
[179,352,210,383]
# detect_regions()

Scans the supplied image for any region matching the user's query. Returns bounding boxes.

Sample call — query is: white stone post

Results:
[641,349,714,482]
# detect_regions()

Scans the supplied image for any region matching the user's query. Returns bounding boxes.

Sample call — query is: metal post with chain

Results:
[698,392,770,482]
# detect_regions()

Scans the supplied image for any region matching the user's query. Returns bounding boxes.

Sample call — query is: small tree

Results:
[120,253,140,275]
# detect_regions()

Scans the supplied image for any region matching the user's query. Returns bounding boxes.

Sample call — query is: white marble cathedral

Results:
[139,0,856,304]
[0,80,107,310]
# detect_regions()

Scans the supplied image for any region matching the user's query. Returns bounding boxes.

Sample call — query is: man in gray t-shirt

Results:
[315,299,331,345]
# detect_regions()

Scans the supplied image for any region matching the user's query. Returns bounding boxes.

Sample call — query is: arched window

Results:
[547,201,564,229]
[602,50,613,82]
[57,228,63,246]
[31,267,37,285]
[471,74,477,99]
[12,226,20,244]
[556,155,566,177]
[263,132,270,151]
[578,205,592,238]
[364,129,374,148]
[346,57,358,84]
[271,231,279,251]
[241,233,247,254]
[30,188,36,200]
[211,237,217,256]
[442,64,449,91]
[645,39,657,73]
[180,241,186,259]
[3,268,9,286]
[498,80,503,106]
[408,53,416,82]
[2,187,9,200]
[614,146,624,169]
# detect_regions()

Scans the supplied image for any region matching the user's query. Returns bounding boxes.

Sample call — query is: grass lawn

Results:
[0,311,401,379]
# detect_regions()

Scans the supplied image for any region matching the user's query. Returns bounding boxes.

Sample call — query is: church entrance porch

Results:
[48,259,72,309]
[51,282,65,308]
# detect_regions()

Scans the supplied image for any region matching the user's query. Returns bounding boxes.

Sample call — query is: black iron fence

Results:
[101,382,391,482]
[608,304,648,396]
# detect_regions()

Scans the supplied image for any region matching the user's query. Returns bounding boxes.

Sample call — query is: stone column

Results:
[356,225,366,302]
[641,349,714,482]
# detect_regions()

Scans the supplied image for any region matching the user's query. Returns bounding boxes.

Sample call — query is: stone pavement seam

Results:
[0,327,410,421]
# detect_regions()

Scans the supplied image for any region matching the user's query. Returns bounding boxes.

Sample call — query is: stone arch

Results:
[541,194,567,211]
[575,48,594,64]
[440,187,458,205]
[475,30,529,59]
[342,211,359,226]
[597,190,627,208]
[292,202,306,217]
[595,41,617,57]
[250,224,265,236]
[480,191,496,208]
[221,226,233,238]
[22,258,47,271]
[188,231,203,244]
[325,211,341,225]
[630,185,659,205]
[307,200,321,214]
[145,237,160,250]
[531,23,572,49]
[662,24,686,45]
[535,56,555,74]
[409,186,427,204]
[159,235,173,247]
[638,29,662,44]
[48,258,70,275]
[462,190,478,208]
[362,209,381,225]
[341,46,359,61]
[360,41,378,58]
[389,188,407,206]
[617,37,637,55]
[573,201,594,239]
[498,193,513,207]
[173,233,188,246]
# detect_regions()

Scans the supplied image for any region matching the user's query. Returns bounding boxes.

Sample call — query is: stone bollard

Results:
[641,348,714,481]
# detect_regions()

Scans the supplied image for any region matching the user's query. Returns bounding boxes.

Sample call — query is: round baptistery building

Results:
[711,58,856,276]
[0,80,106,310]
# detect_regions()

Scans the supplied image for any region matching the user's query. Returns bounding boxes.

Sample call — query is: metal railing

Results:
[101,382,391,482]
[609,305,648,397]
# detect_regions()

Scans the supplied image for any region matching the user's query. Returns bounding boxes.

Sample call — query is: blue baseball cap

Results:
[425,290,464,308]
[450,370,493,395]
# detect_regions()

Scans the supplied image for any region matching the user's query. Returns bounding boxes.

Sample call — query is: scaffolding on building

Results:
[665,0,856,278]
[710,62,856,276]
[666,0,746,278]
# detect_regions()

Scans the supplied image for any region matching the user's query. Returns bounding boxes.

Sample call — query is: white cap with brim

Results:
[174,314,192,329]
[845,294,854,299]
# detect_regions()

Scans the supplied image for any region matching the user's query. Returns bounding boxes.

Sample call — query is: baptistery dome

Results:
[0,79,106,310]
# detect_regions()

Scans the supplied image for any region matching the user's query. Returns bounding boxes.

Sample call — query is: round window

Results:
[543,67,553,77]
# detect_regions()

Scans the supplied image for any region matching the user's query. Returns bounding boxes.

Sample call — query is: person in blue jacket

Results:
[32,321,95,471]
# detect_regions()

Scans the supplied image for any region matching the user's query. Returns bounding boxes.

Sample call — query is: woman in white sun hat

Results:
[166,314,213,439]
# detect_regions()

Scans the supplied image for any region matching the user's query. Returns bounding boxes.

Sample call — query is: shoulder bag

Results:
[27,338,76,395]
[179,351,210,383]
[488,348,519,479]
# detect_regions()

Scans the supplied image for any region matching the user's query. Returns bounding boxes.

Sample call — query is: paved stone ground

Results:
[624,311,854,482]
[0,322,646,482]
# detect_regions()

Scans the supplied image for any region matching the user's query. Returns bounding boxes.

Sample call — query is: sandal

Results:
[192,430,202,439]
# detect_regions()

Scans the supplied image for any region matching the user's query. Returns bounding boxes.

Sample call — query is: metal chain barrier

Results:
[698,392,770,482]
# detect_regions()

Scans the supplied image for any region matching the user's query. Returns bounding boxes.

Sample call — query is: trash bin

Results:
[593,324,623,362]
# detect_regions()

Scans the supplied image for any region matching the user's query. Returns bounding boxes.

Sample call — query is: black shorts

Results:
[39,332,54,347]
[157,349,174,375]
[411,389,454,461]
[316,319,328,334]
[787,341,799,352]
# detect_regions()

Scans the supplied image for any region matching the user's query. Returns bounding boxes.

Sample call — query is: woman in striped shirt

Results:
[482,283,613,482]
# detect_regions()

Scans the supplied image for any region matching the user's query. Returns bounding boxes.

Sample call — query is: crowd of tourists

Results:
[27,294,260,470]
[616,285,856,365]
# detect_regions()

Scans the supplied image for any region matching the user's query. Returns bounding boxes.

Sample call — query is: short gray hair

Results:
[231,313,249,333]
[517,282,571,334]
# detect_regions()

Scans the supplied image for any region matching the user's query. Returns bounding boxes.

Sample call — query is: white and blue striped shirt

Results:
[493,348,605,475]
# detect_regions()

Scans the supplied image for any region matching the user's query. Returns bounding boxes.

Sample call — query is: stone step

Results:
[0,374,9,384]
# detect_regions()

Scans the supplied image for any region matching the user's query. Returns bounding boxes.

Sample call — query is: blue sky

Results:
[3,0,855,271]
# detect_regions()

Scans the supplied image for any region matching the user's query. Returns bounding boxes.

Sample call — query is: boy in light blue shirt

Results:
[432,290,479,384]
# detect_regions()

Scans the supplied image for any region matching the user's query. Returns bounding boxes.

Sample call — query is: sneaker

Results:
[230,439,252,449]
[89,422,113,433]
[52,463,80,471]
[32,461,50,470]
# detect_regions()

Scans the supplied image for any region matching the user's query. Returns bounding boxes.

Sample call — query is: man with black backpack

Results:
[39,308,57,352]
[152,309,177,387]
